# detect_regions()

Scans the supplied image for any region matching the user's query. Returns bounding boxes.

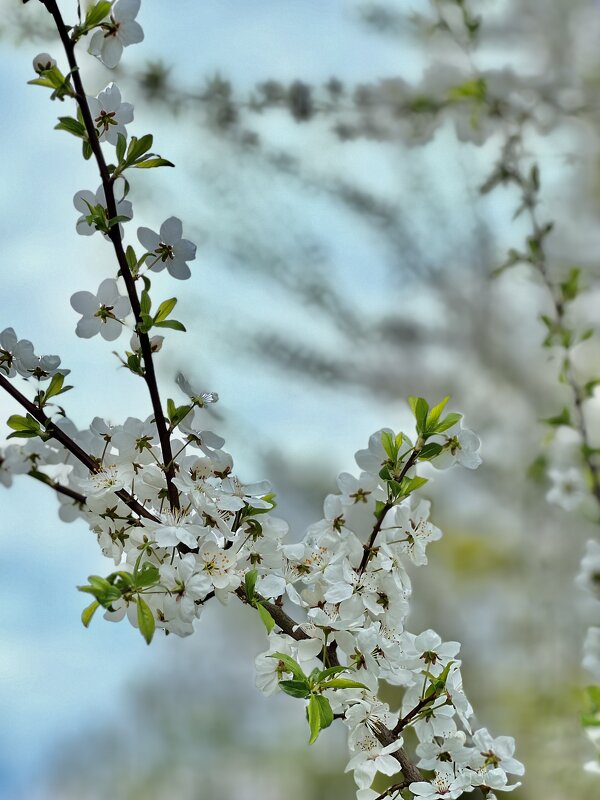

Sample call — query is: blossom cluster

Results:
[0,380,522,797]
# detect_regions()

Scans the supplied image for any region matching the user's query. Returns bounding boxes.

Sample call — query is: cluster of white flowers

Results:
[0,400,522,798]
[1,4,526,798]
[0,327,68,381]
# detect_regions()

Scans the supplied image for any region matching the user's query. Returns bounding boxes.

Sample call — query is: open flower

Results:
[434,424,482,470]
[138,217,197,279]
[0,328,35,378]
[70,279,131,341]
[89,0,144,69]
[88,83,134,145]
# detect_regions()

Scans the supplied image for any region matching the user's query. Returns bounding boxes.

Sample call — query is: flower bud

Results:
[33,53,57,74]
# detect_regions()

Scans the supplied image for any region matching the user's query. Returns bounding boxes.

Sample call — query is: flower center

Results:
[155,242,175,262]
[95,110,118,134]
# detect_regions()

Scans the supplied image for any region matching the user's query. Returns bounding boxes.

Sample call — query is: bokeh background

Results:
[2,0,600,798]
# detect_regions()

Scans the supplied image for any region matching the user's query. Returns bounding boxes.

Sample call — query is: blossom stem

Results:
[357,448,420,575]
[392,695,434,736]
[41,0,181,512]
[521,164,600,510]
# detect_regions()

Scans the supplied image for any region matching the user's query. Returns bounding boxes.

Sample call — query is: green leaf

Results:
[138,313,154,334]
[542,407,571,427]
[126,353,142,375]
[154,297,177,323]
[307,695,321,744]
[167,398,176,421]
[55,116,86,138]
[84,0,113,28]
[279,680,311,699]
[316,665,349,682]
[116,132,127,163]
[418,442,442,460]
[402,475,429,495]
[77,576,121,605]
[434,412,462,433]
[140,289,152,316]
[81,600,100,628]
[314,695,334,729]
[380,430,396,460]
[6,414,41,437]
[82,140,93,160]
[560,267,581,302]
[133,562,160,589]
[425,396,450,429]
[6,430,41,440]
[269,652,306,682]
[154,319,186,332]
[125,245,137,273]
[320,678,368,690]
[587,685,600,713]
[44,372,70,403]
[244,569,258,601]
[374,499,387,518]
[126,134,153,163]
[137,597,155,645]
[132,157,175,169]
[408,396,429,433]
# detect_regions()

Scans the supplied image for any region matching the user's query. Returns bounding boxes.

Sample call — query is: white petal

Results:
[97,278,119,304]
[101,37,124,69]
[70,291,97,315]
[137,226,160,251]
[173,238,197,262]
[114,0,141,20]
[76,317,102,339]
[160,216,183,243]
[88,29,104,58]
[73,190,96,214]
[100,318,123,342]
[119,19,144,46]
[167,259,191,280]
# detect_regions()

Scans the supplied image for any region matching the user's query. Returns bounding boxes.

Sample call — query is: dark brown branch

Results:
[392,695,432,736]
[28,468,87,504]
[374,781,410,800]
[41,0,180,512]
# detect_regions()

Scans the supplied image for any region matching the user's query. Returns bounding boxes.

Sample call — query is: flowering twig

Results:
[41,0,180,512]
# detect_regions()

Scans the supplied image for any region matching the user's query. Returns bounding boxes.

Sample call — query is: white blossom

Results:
[70,278,131,341]
[138,217,197,280]
[434,424,482,470]
[89,0,144,69]
[88,83,134,145]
